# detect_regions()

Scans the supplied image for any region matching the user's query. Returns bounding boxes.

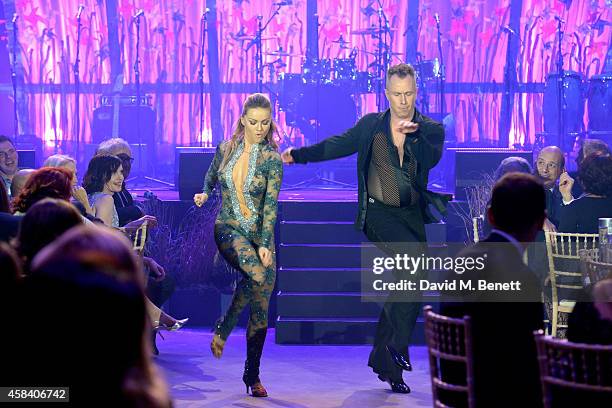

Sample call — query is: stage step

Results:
[277,267,365,292]
[280,221,366,244]
[280,220,447,245]
[279,243,382,269]
[275,317,427,345]
[281,200,358,222]
[277,291,440,318]
[275,198,446,345]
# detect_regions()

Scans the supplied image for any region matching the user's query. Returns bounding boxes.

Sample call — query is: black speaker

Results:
[91,105,156,145]
[176,147,216,200]
[452,148,533,200]
[17,150,36,169]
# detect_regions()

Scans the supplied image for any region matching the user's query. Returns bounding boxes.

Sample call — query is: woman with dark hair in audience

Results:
[13,198,84,273]
[11,167,73,214]
[83,155,154,230]
[10,228,172,407]
[559,154,612,233]
[0,178,21,242]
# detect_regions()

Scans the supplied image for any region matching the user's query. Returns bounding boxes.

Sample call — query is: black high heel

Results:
[243,361,268,397]
[243,328,268,397]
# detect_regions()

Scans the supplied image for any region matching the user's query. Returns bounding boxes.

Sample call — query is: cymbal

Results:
[265,50,301,57]
[332,37,349,45]
[351,27,397,35]
[233,35,275,41]
[360,49,403,56]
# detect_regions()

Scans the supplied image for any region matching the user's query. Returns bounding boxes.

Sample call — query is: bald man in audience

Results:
[534,146,569,230]
[10,169,35,199]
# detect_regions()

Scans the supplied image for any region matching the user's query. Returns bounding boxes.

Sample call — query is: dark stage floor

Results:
[155,328,433,408]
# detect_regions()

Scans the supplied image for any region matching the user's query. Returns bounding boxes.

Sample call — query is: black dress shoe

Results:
[377,374,411,394]
[386,345,412,371]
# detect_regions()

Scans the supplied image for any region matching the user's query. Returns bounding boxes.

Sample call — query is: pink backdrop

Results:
[10,0,612,158]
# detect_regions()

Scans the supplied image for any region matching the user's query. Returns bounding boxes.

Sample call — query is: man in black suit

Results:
[282,63,449,393]
[534,146,567,229]
[441,173,546,407]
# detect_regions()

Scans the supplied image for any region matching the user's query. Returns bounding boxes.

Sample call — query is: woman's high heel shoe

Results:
[153,317,189,332]
[243,361,268,397]
[244,382,268,398]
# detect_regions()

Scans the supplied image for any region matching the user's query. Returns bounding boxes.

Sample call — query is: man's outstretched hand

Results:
[396,120,419,134]
[281,147,295,164]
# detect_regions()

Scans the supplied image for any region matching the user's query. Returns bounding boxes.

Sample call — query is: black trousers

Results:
[365,198,426,380]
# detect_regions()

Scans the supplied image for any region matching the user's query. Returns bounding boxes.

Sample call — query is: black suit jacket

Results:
[113,186,144,227]
[440,232,544,407]
[0,213,21,243]
[290,109,450,231]
[545,185,563,228]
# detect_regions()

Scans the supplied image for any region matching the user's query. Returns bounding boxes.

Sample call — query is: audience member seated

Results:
[0,242,22,309]
[9,168,35,198]
[14,198,84,273]
[83,155,155,230]
[493,156,533,181]
[96,138,146,226]
[559,154,612,233]
[441,173,546,408]
[8,236,172,406]
[481,157,534,237]
[534,146,566,230]
[43,154,94,216]
[0,178,21,242]
[33,224,187,334]
[569,138,611,198]
[567,277,612,345]
[11,167,74,214]
[93,142,175,352]
[0,135,18,198]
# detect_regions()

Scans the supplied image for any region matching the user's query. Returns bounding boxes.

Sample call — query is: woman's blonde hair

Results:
[43,154,76,169]
[220,93,278,171]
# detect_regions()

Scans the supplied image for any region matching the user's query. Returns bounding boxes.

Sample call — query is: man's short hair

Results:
[0,135,15,146]
[489,173,546,234]
[386,63,416,84]
[494,157,533,181]
[577,139,611,166]
[96,138,130,156]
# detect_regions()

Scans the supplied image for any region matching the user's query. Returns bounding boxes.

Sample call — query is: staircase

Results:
[276,198,444,345]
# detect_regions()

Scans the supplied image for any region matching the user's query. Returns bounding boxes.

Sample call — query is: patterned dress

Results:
[202,139,282,373]
[88,192,119,228]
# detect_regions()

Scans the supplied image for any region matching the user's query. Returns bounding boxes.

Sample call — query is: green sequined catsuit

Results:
[202,140,282,374]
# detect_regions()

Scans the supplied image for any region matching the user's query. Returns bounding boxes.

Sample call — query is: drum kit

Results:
[540,71,612,150]
[268,26,399,143]
[538,17,612,151]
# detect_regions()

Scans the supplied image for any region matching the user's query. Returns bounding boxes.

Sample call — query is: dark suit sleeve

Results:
[417,121,445,170]
[290,116,368,164]
[558,200,579,232]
